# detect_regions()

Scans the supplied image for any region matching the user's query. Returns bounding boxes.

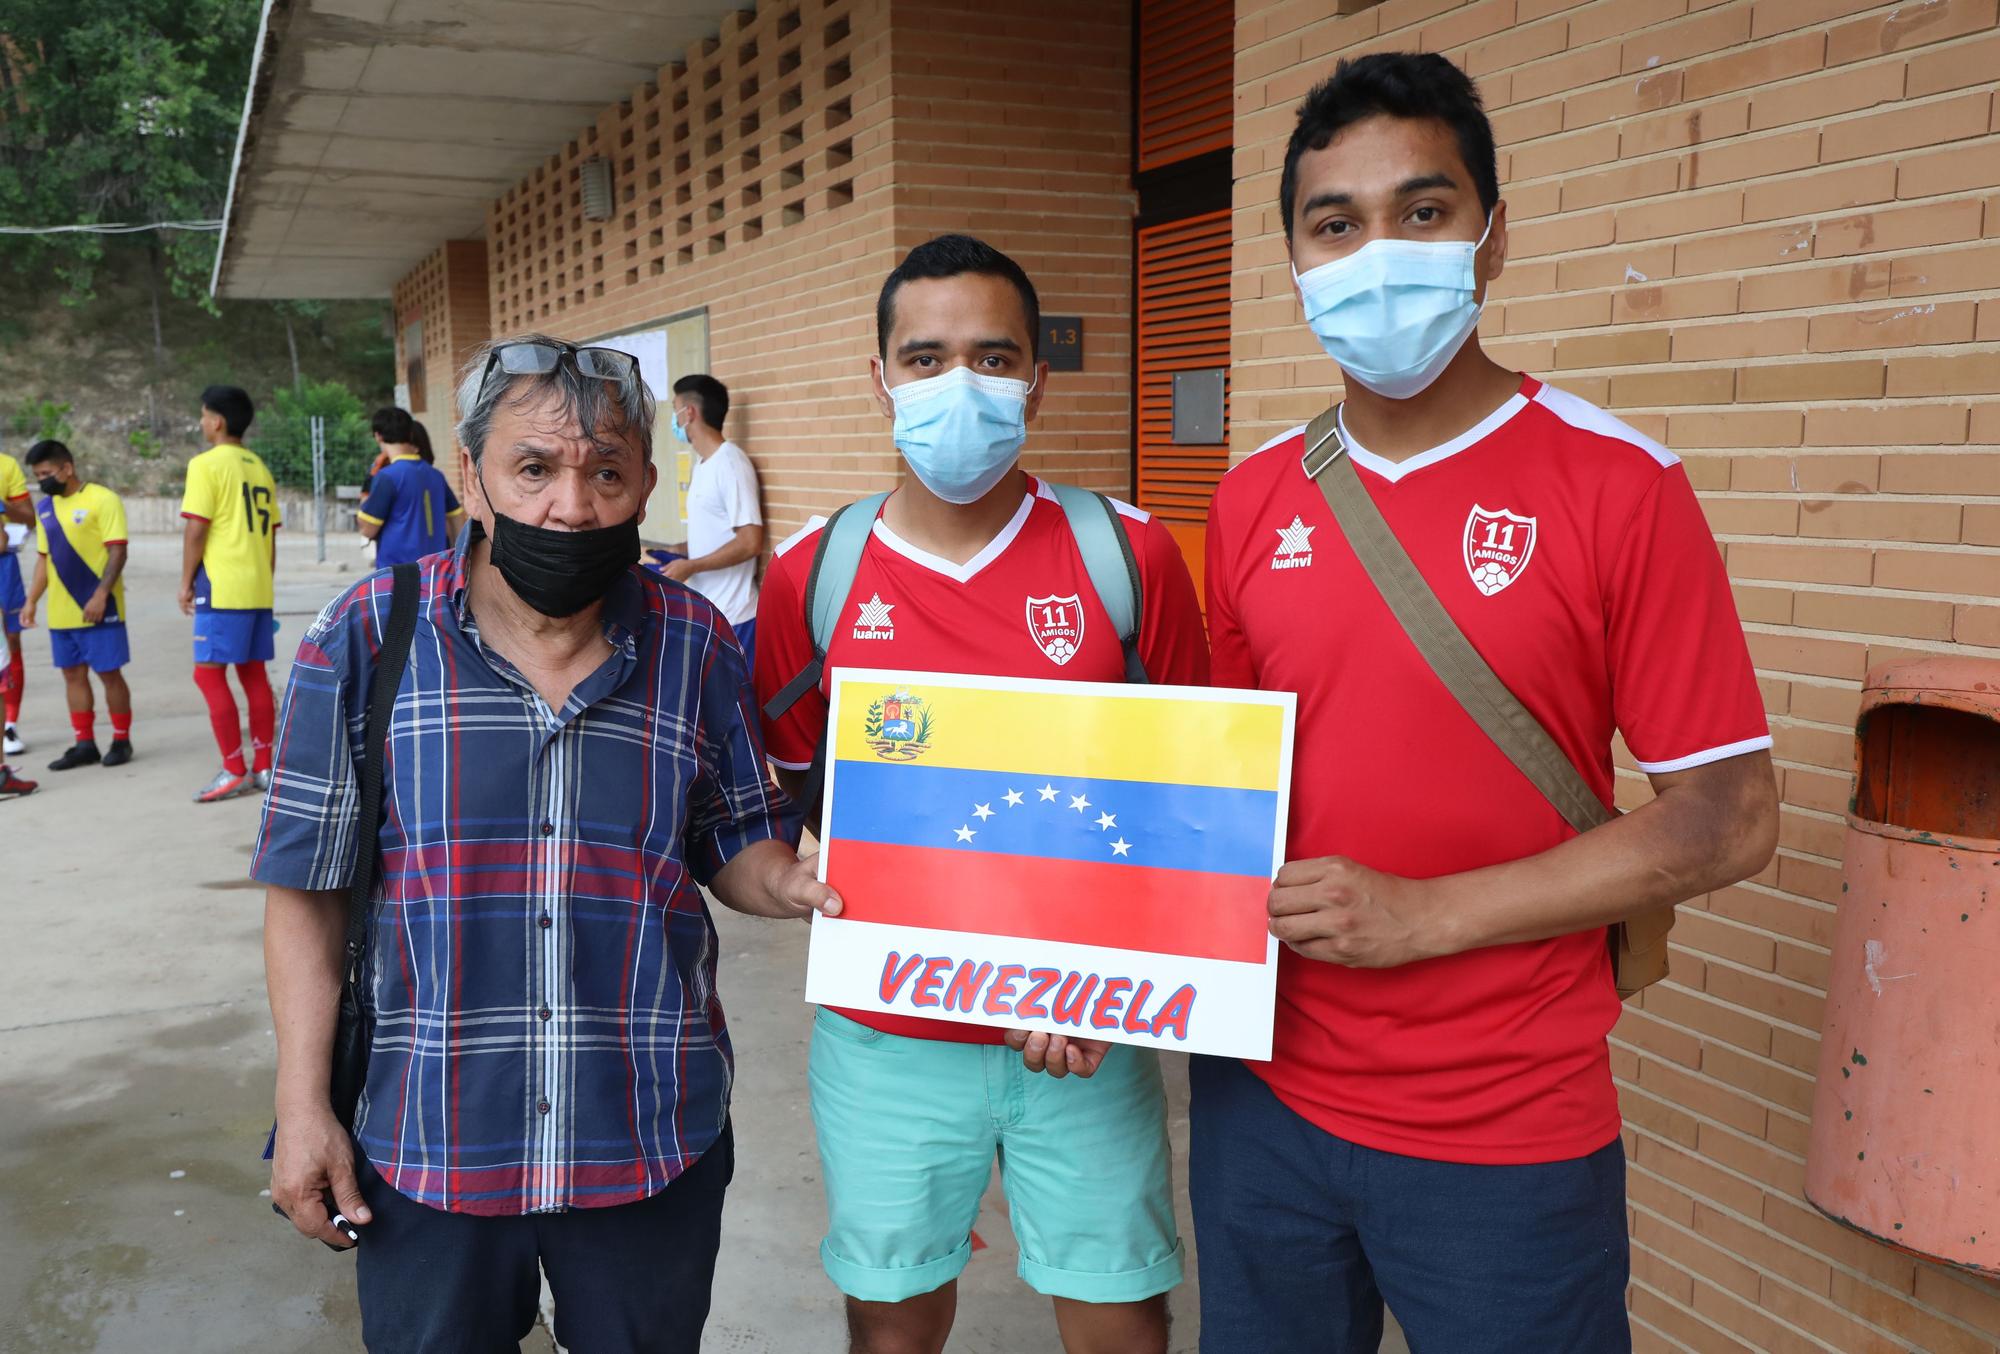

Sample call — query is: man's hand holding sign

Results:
[806,668,1293,1061]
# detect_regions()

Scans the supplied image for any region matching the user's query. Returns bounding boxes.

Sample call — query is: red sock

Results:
[70,711,95,745]
[110,712,131,742]
[238,662,275,772]
[193,665,246,776]
[4,653,22,725]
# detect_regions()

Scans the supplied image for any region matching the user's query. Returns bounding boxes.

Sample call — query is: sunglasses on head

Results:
[475,340,638,404]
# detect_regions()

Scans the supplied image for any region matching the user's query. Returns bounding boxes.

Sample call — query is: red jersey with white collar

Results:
[1205,375,1769,1164]
[755,477,1209,1042]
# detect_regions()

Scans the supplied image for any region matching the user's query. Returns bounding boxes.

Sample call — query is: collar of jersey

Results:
[389,452,422,463]
[869,484,1037,584]
[1336,389,1529,484]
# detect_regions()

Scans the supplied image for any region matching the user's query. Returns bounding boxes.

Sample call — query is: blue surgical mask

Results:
[1294,215,1491,400]
[669,406,691,444]
[887,366,1034,504]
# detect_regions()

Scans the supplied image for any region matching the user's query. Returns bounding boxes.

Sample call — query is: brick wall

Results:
[391,239,490,495]
[1234,1,2000,1349]
[443,0,1132,548]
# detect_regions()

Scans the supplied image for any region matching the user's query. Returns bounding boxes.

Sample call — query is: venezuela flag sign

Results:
[805,668,1294,1057]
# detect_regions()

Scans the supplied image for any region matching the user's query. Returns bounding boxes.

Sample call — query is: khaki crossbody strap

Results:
[1302,406,1669,998]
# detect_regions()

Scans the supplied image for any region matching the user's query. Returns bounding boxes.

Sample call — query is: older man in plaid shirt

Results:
[255,334,837,1354]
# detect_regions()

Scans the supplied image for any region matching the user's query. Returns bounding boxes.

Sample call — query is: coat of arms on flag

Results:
[806,668,1295,1058]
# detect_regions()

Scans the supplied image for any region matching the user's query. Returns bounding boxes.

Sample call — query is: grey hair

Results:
[453,333,656,464]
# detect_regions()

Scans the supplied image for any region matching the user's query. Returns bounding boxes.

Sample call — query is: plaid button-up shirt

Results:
[252,534,795,1215]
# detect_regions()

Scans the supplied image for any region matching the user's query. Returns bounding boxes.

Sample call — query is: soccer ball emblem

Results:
[1045,638,1076,663]
[1470,561,1513,596]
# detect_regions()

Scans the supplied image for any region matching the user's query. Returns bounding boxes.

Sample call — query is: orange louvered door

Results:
[1137,0,1233,174]
[1135,209,1231,600]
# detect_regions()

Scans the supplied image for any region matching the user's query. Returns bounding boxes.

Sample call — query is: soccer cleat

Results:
[102,739,134,767]
[3,725,24,755]
[195,768,254,803]
[253,769,273,792]
[0,766,37,797]
[48,741,101,771]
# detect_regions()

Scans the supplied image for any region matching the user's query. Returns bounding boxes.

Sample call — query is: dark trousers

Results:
[1188,1056,1630,1354]
[354,1124,733,1354]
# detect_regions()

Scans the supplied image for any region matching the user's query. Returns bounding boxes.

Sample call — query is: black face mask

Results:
[473,480,640,619]
[36,476,63,496]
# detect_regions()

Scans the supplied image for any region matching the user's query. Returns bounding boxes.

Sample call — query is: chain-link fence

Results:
[254,417,379,562]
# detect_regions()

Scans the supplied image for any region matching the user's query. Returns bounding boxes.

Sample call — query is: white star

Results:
[1109,837,1132,857]
[1069,794,1092,813]
[954,824,976,843]
[854,593,895,628]
[972,802,994,821]
[1095,812,1116,831]
[1003,789,1024,808]
[1275,515,1315,556]
[1038,784,1060,802]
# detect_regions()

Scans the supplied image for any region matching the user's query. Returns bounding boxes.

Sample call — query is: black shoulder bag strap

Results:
[329,563,421,1127]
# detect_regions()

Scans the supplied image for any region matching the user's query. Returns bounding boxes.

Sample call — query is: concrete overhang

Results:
[212,0,749,300]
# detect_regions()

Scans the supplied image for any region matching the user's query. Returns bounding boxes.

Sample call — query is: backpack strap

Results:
[761,491,890,723]
[1047,482,1147,684]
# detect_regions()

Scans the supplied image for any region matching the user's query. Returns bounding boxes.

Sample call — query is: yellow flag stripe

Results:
[830,678,1286,791]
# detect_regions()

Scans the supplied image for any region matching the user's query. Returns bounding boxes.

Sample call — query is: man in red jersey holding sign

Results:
[756,234,1206,1354]
[1195,54,1779,1354]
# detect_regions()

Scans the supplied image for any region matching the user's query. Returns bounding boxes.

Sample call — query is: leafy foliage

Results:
[10,398,74,444]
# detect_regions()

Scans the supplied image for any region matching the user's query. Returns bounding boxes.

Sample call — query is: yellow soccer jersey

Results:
[181,443,282,610]
[0,457,27,505]
[35,483,128,630]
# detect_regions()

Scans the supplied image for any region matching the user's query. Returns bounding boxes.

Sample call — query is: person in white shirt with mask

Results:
[661,374,764,665]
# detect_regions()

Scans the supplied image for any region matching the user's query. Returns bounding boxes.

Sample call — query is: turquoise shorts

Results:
[807,1007,1184,1305]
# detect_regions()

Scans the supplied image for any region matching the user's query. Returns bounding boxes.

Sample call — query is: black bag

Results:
[329,563,421,1127]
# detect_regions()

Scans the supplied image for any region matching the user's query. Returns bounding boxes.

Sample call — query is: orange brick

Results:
[1746,58,1905,132]
[1749,0,1885,40]
[1826,0,2000,68]
[1817,198,1987,261]
[1489,98,1564,147]
[1685,29,1825,99]
[1963,503,2000,545]
[1634,1135,1769,1219]
[1509,209,1617,257]
[1629,1238,1698,1304]
[1639,983,1777,1060]
[1829,1270,1998,1354]
[1907,27,2000,96]
[1672,316,1808,362]
[1954,602,2000,644]
[1554,242,1675,291]
[1415,0,1517,54]
[1759,1275,1912,1354]
[1878,450,2000,491]
[1673,220,1813,276]
[1672,909,1780,972]
[1614,275,1740,322]
[1706,881,1840,948]
[1803,402,1970,446]
[1568,0,1683,48]
[1671,409,1805,448]
[1609,367,1736,407]
[1744,161,1896,224]
[1808,299,1978,353]
[1622,98,1754,158]
[1622,1009,1707,1070]
[1616,187,1744,241]
[1688,127,1821,188]
[1566,69,1686,132]
[1511,39,1621,102]
[1561,155,1684,211]
[1739,259,1893,313]
[1915,1264,2000,1334]
[1896,139,2000,200]
[1554,327,1673,368]
[1502,290,1614,334]
[1821,91,1993,163]
[1729,453,1877,492]
[1736,359,1886,403]
[1701,1034,1820,1113]
[1636,1209,1765,1301]
[1890,240,2000,297]
[1875,546,2000,594]
[1784,680,1863,728]
[1794,588,1958,640]
[1510,124,1621,180]
[1703,495,1800,536]
[1762,1194,1924,1294]
[1697,1121,1805,1201]
[1799,497,1963,544]
[1621,5,1753,75]
[1464,16,1569,76]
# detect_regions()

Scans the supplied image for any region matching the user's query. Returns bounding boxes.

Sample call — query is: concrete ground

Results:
[0,533,1407,1354]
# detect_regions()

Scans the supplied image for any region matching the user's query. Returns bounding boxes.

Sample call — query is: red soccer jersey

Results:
[1205,375,1770,1165]
[756,476,1210,1042]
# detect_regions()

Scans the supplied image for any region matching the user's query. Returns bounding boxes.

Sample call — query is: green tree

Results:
[0,0,261,331]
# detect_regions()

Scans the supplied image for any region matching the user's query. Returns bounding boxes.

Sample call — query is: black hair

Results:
[876,234,1041,363]
[25,439,72,469]
[409,419,434,463]
[1280,52,1499,242]
[371,406,416,444]
[670,374,730,434]
[201,384,256,438]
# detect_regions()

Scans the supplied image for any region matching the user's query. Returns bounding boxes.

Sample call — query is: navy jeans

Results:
[1188,1057,1629,1354]
[353,1123,733,1354]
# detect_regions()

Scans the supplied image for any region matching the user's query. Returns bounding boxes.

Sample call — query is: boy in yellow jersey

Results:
[22,440,132,772]
[0,453,39,757]
[178,385,283,803]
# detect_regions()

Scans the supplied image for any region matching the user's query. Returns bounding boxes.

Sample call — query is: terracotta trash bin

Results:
[1805,657,2000,1275]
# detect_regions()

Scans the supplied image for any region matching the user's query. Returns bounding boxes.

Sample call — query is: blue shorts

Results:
[808,1008,1183,1305]
[0,555,22,635]
[51,623,131,674]
[731,618,756,673]
[193,605,275,665]
[1187,1054,1630,1354]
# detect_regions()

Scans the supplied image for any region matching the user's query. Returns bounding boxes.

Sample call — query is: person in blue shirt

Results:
[358,408,462,564]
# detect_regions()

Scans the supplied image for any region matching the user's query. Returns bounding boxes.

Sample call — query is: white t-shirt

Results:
[684,439,762,626]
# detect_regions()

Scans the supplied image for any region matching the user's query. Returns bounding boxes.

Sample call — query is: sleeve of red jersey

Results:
[1132,514,1209,686]
[1605,465,1773,773]
[751,537,827,771]
[1202,484,1255,691]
